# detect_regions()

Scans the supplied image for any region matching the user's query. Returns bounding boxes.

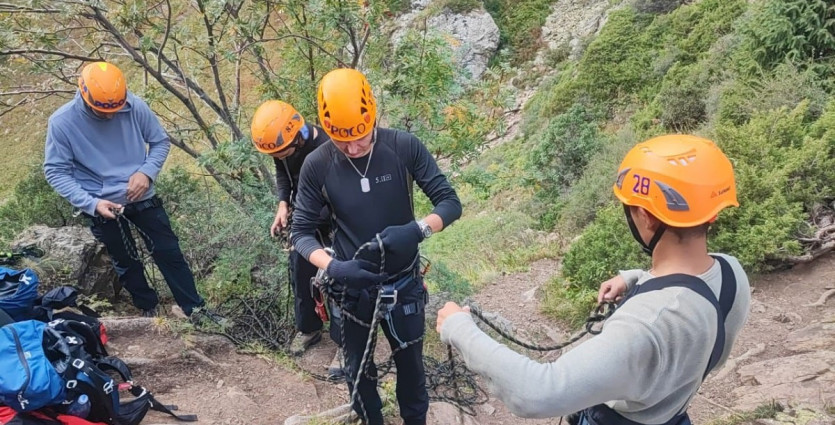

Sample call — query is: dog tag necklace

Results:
[344,138,375,193]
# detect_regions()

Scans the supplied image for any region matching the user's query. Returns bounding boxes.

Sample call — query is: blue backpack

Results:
[0,268,40,321]
[0,321,67,411]
[0,319,197,425]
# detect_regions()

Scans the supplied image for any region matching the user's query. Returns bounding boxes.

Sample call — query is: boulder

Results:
[11,225,118,296]
[392,3,499,81]
[425,10,500,80]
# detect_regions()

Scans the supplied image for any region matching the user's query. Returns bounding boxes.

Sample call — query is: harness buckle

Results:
[380,286,397,308]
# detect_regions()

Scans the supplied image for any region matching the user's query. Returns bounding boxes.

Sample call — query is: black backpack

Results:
[44,319,197,425]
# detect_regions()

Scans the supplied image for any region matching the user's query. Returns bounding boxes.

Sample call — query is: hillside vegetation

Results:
[0,0,833,322]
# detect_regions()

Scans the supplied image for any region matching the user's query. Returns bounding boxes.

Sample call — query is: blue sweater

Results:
[44,91,170,216]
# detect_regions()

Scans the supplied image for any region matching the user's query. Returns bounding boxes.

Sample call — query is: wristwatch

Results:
[417,219,433,240]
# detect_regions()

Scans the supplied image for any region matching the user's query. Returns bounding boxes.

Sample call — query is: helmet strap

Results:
[623,204,666,256]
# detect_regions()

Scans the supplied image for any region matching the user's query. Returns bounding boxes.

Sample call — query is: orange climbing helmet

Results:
[613,134,739,228]
[250,100,306,154]
[78,62,127,113]
[317,68,376,142]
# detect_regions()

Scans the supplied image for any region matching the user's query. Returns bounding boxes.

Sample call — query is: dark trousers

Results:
[341,277,428,425]
[88,201,204,315]
[289,249,341,345]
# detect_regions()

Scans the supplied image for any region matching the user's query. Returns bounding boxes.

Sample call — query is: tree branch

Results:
[0,49,100,62]
[196,0,242,141]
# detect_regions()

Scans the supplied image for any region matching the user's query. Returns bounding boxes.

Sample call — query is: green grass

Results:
[706,401,783,425]
[422,203,556,288]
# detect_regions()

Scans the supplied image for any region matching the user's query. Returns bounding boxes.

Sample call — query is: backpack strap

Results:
[146,394,198,422]
[712,255,736,326]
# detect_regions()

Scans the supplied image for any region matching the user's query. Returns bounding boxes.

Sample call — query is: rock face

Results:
[12,225,118,296]
[425,11,500,80]
[732,315,835,413]
[538,0,614,61]
[393,2,499,81]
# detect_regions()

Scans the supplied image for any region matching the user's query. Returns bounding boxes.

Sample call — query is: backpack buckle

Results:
[66,380,77,389]
[72,359,85,369]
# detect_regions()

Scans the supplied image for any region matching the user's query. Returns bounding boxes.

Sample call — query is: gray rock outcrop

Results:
[12,225,118,295]
[393,2,499,81]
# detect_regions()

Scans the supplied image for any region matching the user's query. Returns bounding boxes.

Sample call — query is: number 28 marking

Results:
[632,174,650,195]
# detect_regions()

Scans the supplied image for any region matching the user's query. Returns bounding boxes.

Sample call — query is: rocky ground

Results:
[107,252,834,425]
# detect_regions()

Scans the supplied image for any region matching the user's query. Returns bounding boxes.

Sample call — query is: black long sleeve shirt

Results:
[291,128,461,273]
[273,124,330,205]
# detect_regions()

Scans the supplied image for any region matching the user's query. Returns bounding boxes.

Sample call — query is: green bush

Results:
[657,63,708,131]
[711,63,830,126]
[561,203,649,291]
[483,0,554,62]
[527,104,605,203]
[712,101,835,271]
[439,0,482,14]
[550,127,639,233]
[739,0,835,71]
[155,166,287,302]
[633,0,686,15]
[0,164,83,245]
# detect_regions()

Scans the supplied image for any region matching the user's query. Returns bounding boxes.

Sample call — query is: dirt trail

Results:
[106,253,834,425]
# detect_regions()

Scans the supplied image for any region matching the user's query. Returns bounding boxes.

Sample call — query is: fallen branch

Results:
[786,240,835,264]
[803,288,835,308]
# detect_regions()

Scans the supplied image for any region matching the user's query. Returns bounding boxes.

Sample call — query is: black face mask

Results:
[623,204,666,256]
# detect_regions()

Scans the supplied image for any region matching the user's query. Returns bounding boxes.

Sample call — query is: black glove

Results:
[326,259,388,289]
[368,221,423,273]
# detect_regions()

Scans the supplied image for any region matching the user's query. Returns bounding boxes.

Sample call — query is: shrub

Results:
[657,63,708,131]
[439,0,482,14]
[634,0,686,15]
[739,0,835,71]
[561,203,649,291]
[155,166,287,302]
[551,127,639,233]
[527,104,605,204]
[0,164,83,245]
[483,0,554,62]
[712,101,835,271]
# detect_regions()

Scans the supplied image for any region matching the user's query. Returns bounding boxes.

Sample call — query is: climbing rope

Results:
[468,301,618,352]
[113,210,161,293]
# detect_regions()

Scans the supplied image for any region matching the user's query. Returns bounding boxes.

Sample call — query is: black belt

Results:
[84,195,163,225]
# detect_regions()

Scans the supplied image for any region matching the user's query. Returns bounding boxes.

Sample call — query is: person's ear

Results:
[635,207,662,232]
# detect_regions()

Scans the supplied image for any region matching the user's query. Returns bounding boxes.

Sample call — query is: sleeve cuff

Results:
[440,311,477,344]
[138,165,161,181]
[619,269,644,290]
[83,198,99,216]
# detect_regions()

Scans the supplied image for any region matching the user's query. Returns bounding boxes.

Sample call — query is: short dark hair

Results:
[668,223,710,241]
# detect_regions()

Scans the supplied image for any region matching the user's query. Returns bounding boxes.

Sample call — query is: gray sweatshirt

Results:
[440,253,750,423]
[44,91,170,216]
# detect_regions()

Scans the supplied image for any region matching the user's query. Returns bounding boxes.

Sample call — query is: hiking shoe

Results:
[141,308,158,318]
[289,330,322,356]
[189,306,229,328]
[326,348,345,381]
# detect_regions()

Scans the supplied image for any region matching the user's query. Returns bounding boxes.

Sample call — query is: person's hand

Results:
[126,172,151,202]
[326,259,388,289]
[436,302,470,333]
[95,200,123,220]
[598,275,628,304]
[368,221,422,257]
[271,202,290,237]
